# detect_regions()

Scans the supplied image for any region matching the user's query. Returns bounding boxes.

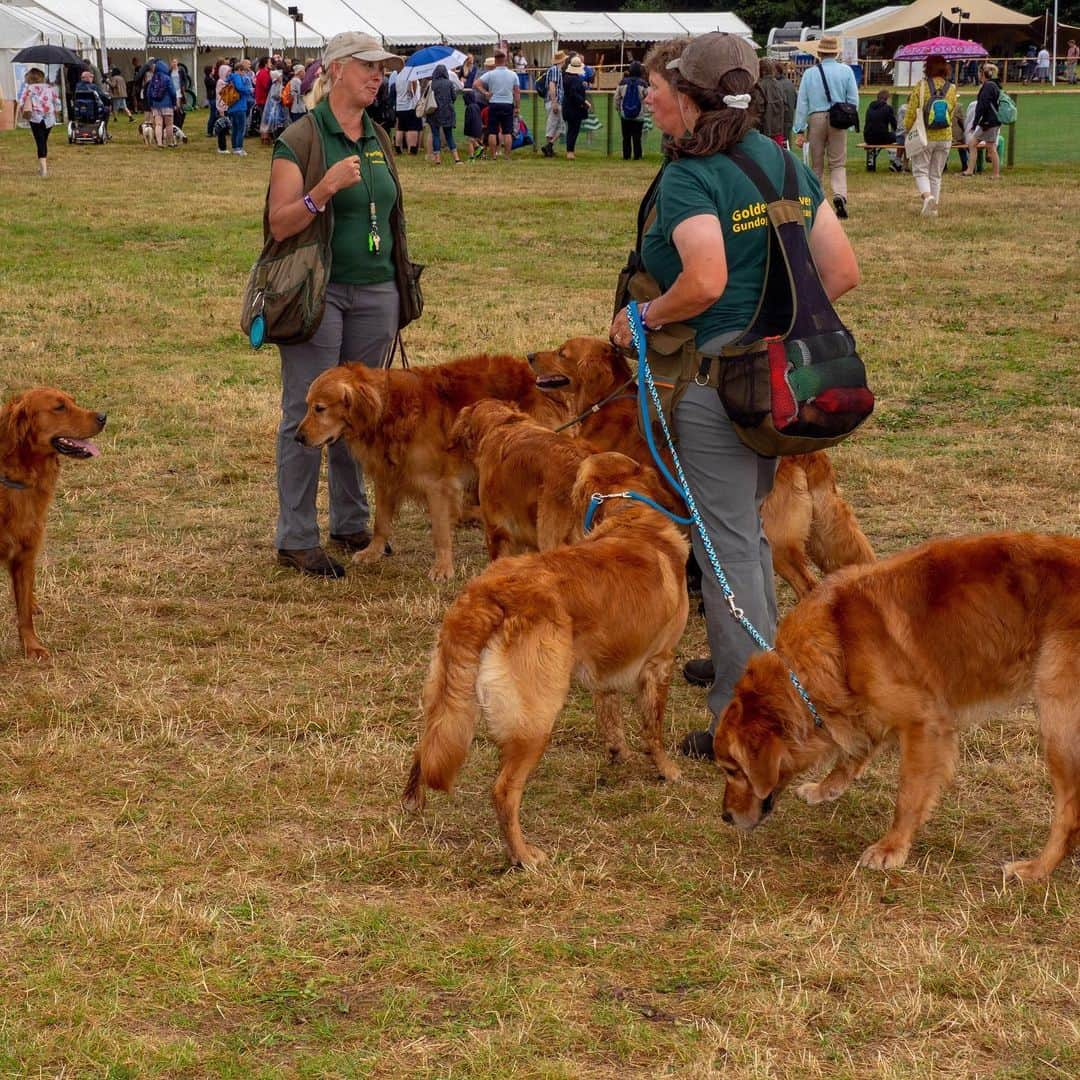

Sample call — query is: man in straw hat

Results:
[539,49,567,157]
[793,36,859,220]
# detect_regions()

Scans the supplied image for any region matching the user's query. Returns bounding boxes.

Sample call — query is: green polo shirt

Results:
[274,99,397,286]
[642,131,825,346]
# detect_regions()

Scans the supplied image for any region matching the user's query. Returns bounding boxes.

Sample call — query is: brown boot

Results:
[276,547,345,578]
[261,132,272,146]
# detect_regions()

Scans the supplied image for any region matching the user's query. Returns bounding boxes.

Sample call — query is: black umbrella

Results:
[13,44,84,66]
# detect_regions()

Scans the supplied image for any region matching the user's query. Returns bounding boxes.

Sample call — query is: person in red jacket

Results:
[254,56,272,142]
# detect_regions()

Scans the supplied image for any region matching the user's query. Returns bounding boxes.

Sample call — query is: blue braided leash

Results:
[584,490,692,534]
[626,301,823,729]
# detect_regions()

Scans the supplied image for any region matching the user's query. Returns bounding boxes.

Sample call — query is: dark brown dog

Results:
[528,336,875,597]
[449,399,680,559]
[712,532,1080,882]
[403,452,690,868]
[295,356,569,580]
[0,388,106,659]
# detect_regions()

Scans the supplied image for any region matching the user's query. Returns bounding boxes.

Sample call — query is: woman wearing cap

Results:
[607,33,860,758]
[267,32,415,578]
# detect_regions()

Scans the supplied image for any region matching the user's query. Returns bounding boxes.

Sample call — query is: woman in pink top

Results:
[17,68,61,177]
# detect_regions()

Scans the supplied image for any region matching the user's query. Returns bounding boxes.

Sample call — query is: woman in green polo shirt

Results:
[607,34,860,758]
[266,32,407,578]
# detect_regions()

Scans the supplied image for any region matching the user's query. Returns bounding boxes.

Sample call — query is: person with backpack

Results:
[614,61,648,160]
[606,34,859,757]
[538,50,566,157]
[961,63,1002,179]
[223,63,254,155]
[903,54,956,216]
[792,37,859,220]
[145,58,178,148]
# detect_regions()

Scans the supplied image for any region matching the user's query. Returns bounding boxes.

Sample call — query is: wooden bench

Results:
[857,141,988,173]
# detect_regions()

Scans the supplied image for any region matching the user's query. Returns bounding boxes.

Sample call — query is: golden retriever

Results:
[449,399,680,559]
[711,532,1080,882]
[528,336,875,597]
[402,452,690,868]
[0,387,106,660]
[295,355,569,580]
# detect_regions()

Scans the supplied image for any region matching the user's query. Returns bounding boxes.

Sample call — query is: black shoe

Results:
[683,658,714,687]
[833,194,849,220]
[678,730,715,760]
[541,142,554,158]
[329,529,373,553]
[276,547,345,578]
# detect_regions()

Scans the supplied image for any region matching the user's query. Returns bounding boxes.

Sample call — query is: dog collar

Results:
[0,473,28,490]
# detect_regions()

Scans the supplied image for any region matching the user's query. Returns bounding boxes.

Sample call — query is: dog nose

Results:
[96,412,107,427]
[295,431,307,446]
[721,811,734,826]
[526,352,536,364]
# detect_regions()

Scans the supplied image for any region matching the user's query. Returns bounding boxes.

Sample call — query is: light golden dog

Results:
[403,452,690,868]
[712,532,1080,882]
[0,387,106,660]
[296,356,568,580]
[449,399,680,559]
[528,336,875,597]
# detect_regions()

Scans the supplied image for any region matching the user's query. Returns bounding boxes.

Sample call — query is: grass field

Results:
[531,87,1080,164]
[0,120,1078,1077]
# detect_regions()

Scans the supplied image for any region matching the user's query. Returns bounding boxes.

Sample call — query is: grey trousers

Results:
[807,110,848,199]
[673,381,778,725]
[275,279,399,551]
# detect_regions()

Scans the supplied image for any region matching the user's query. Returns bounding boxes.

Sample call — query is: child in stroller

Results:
[70,72,111,144]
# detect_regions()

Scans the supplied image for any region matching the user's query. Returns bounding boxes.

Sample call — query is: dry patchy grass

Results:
[0,124,1077,1078]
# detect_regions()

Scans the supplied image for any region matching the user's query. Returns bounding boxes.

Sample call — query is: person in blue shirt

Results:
[475,49,520,159]
[226,62,254,155]
[793,37,859,219]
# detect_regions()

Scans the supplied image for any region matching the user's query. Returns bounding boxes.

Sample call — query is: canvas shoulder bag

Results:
[711,144,874,456]
[905,84,929,155]
[241,116,332,348]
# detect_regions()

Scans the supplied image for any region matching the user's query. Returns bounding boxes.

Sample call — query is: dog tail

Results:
[402,585,506,810]
[804,452,876,575]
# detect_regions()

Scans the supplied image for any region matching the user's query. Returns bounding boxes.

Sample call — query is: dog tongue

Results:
[68,438,100,457]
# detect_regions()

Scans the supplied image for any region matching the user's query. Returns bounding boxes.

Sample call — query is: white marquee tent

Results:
[534,10,755,46]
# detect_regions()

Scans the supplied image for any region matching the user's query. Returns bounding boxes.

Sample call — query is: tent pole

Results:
[1052,0,1058,84]
[267,0,273,57]
[821,0,826,33]
[96,0,109,76]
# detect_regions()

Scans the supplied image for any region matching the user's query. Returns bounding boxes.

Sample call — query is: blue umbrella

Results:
[398,45,467,89]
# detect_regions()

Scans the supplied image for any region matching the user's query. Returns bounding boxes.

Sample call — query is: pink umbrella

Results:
[894,36,988,60]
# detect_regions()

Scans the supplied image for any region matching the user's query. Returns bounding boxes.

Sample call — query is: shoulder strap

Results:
[816,62,833,104]
[727,141,799,205]
[261,114,326,243]
[634,166,664,253]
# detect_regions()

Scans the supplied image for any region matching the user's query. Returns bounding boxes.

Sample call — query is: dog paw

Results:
[351,545,385,566]
[655,760,682,783]
[797,780,840,805]
[512,844,547,870]
[1002,859,1050,883]
[607,744,630,766]
[429,561,454,582]
[858,840,910,870]
[23,641,50,662]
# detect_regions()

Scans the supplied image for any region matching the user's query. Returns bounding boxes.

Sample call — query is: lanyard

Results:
[344,132,380,254]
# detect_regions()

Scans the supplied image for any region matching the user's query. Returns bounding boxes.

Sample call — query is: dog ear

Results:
[730,728,785,800]
[341,367,383,425]
[579,350,615,405]
[0,397,31,452]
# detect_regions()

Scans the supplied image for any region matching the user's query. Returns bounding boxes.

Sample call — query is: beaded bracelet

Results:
[302,194,323,215]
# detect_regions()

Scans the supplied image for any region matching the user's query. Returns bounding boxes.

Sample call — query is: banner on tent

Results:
[146,10,197,48]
